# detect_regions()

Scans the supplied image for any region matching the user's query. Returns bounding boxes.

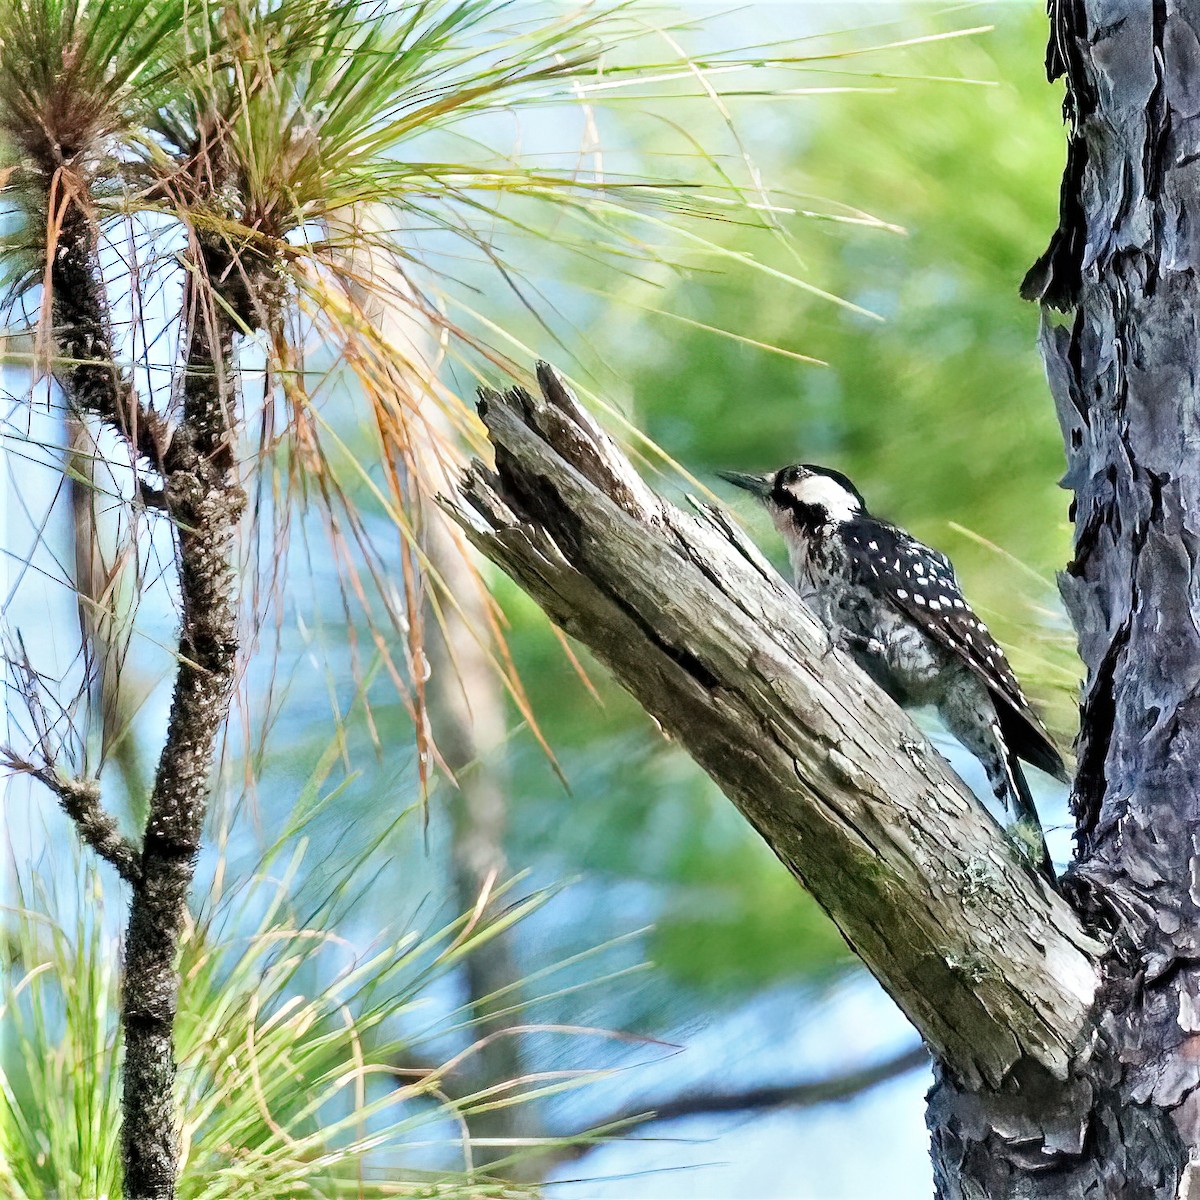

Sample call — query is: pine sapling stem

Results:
[119,271,244,1200]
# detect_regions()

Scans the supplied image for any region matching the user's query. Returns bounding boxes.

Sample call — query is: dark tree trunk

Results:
[120,268,244,1200]
[45,192,246,1199]
[930,3,1200,1195]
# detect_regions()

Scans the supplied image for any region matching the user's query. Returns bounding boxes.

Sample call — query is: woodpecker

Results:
[720,463,1063,881]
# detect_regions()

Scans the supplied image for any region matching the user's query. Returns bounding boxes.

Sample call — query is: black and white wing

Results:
[842,517,1067,782]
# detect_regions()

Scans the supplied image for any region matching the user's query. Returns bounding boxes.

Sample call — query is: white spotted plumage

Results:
[722,461,1064,880]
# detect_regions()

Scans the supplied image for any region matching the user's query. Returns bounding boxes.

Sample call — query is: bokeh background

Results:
[3,3,1079,1197]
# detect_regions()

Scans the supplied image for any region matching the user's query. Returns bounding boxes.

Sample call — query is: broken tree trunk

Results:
[441,364,1099,1096]
[444,350,1192,1195]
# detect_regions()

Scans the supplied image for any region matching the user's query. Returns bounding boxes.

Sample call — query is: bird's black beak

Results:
[717,470,773,499]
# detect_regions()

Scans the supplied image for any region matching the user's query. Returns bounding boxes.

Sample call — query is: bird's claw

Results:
[838,631,885,659]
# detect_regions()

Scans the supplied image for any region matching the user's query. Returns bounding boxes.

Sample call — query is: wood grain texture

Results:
[441,363,1100,1093]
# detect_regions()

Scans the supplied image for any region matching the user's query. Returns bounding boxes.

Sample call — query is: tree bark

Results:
[925,2,1200,1196]
[37,188,246,1198]
[119,264,244,1200]
[441,364,1101,1094]
[50,199,171,470]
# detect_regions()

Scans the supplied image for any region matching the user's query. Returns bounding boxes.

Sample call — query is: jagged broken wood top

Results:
[441,362,1100,1090]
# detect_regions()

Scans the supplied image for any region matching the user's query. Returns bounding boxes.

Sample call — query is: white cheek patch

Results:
[787,475,863,523]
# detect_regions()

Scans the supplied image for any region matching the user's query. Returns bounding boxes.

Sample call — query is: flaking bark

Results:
[440,363,1101,1093]
[932,3,1200,1196]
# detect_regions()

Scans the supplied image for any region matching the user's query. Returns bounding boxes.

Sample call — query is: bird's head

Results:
[719,463,867,539]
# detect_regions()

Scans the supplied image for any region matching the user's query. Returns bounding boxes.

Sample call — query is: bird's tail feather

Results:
[1010,754,1055,883]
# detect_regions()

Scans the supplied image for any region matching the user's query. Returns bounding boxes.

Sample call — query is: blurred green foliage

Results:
[500,3,1078,1022]
[618,6,1079,732]
[259,0,1075,1092]
[1,3,1078,1189]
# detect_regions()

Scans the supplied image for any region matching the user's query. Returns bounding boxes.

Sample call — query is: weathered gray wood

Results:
[441,363,1100,1093]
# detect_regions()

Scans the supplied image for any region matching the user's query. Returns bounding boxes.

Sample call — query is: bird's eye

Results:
[782,467,802,486]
